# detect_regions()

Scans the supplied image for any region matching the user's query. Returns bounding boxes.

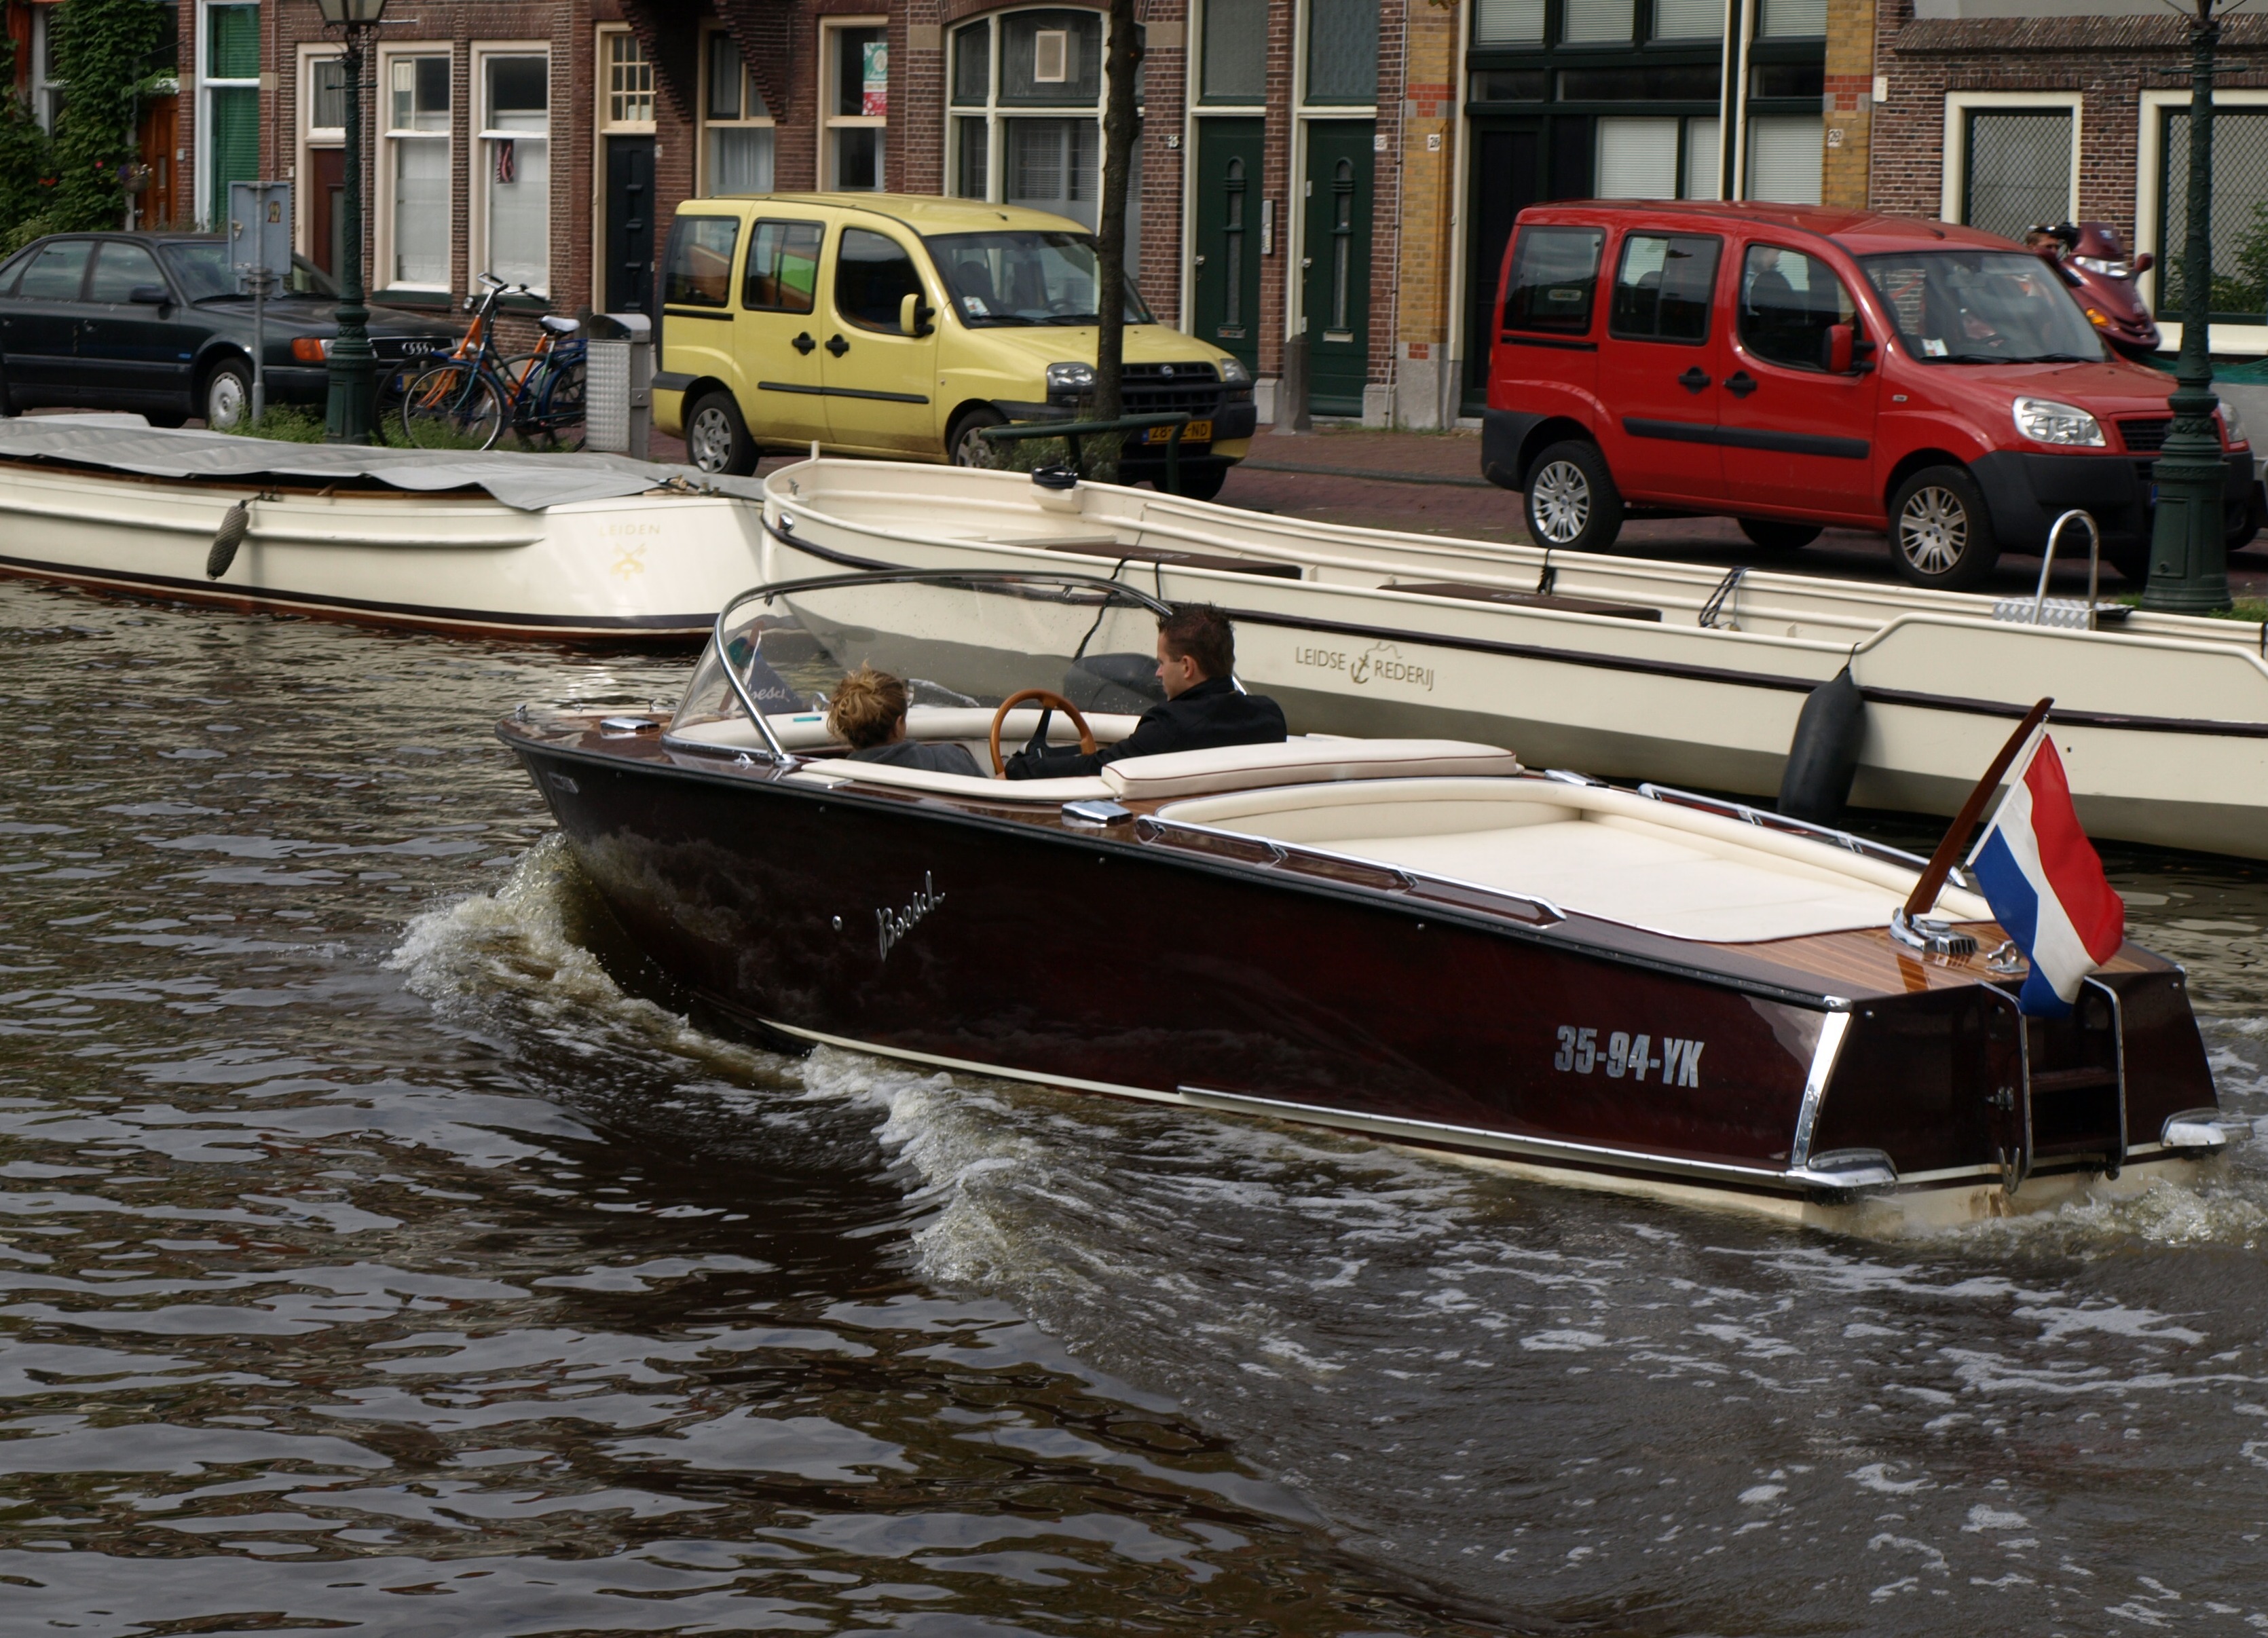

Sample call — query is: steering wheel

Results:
[990,688,1097,776]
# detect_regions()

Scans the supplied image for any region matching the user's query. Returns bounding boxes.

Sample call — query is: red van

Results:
[1480,202,2254,589]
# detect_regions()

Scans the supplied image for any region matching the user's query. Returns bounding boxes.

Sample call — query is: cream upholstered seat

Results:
[1100,738,1523,801]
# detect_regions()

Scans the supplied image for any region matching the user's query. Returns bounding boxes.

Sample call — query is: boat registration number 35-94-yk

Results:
[1553,1026,1704,1086]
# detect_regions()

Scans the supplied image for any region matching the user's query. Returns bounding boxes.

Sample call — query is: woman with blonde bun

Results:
[826,665,982,775]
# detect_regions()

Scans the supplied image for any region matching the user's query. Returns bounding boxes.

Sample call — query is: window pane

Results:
[835,125,882,189]
[312,58,348,130]
[836,28,887,118]
[709,125,775,193]
[1007,118,1097,227]
[487,136,546,288]
[743,220,822,312]
[487,56,548,133]
[1652,0,1719,40]
[1610,233,1719,341]
[392,56,449,132]
[956,117,990,197]
[208,4,257,78]
[1596,116,1678,198]
[17,240,90,300]
[1305,0,1378,103]
[1474,0,1545,45]
[1003,10,1100,104]
[610,33,653,124]
[1504,225,1605,333]
[665,216,741,306]
[1747,115,1821,204]
[1960,111,2070,242]
[2161,108,2268,314]
[1563,0,1635,42]
[708,33,743,121]
[1737,244,1851,369]
[952,21,990,105]
[88,242,163,302]
[392,140,449,284]
[1759,0,1825,34]
[209,85,259,215]
[1202,0,1267,98]
[835,227,923,331]
[1684,116,1720,198]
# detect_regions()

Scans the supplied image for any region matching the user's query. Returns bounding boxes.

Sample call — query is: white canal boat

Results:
[0,419,766,641]
[759,457,2268,859]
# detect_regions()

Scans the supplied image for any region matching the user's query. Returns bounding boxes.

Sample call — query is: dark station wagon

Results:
[0,231,460,430]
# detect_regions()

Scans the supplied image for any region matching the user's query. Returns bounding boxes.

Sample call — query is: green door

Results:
[1301,122,1374,417]
[1191,119,1264,377]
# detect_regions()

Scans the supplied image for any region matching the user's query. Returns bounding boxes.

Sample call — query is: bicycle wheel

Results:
[400,362,504,450]
[498,354,586,451]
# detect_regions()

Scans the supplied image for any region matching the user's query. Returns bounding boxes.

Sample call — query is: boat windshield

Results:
[160,242,341,301]
[1857,249,2105,365]
[671,570,1174,747]
[925,231,1153,327]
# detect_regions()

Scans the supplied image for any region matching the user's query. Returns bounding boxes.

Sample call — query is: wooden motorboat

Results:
[0,418,766,641]
[758,458,2268,859]
[500,568,2227,1231]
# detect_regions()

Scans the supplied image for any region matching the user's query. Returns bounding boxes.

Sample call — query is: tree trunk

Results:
[1091,0,1139,478]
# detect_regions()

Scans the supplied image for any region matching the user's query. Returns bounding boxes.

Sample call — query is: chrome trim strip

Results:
[1637,782,1975,892]
[2085,974,2129,1176]
[1787,1009,1853,1171]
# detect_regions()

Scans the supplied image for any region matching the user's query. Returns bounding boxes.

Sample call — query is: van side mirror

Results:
[128,284,170,307]
[2133,251,2155,274]
[899,293,933,337]
[1826,322,1855,374]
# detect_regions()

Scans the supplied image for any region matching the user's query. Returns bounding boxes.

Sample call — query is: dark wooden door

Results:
[606,136,658,317]
[309,147,347,279]
[1462,122,1543,417]
[1300,123,1374,418]
[1191,119,1263,379]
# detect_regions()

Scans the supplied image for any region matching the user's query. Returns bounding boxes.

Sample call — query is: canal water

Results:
[1,576,2264,1637]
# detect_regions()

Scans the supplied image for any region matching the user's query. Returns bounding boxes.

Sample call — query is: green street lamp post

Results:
[2144,0,2236,612]
[317,0,388,445]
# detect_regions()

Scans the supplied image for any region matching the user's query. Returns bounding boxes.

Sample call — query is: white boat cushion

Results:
[789,759,1116,802]
[1102,738,1523,801]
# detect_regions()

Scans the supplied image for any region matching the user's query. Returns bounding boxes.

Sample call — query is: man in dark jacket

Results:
[1005,603,1286,779]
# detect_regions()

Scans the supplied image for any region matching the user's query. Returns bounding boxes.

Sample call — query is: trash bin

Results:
[584,312,653,458]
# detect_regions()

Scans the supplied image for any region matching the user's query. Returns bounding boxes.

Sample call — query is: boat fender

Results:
[1778,665,1865,823]
[206,501,250,580]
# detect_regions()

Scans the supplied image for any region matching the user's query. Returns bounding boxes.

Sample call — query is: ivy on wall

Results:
[0,0,172,253]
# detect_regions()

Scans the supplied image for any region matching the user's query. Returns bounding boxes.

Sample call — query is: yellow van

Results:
[651,194,1257,500]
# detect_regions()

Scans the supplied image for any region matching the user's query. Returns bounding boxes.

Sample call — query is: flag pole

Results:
[1901,696,2054,922]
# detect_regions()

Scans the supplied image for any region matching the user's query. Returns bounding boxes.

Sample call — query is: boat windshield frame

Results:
[701,567,1177,764]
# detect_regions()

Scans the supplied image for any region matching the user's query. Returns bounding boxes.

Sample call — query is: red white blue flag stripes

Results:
[1965,728,2125,1017]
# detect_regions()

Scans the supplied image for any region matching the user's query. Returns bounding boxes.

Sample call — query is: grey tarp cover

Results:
[0,417,771,511]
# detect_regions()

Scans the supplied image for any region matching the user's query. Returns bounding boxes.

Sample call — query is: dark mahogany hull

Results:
[502,717,2221,1222]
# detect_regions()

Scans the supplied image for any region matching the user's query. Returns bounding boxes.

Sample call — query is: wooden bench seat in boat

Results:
[1158,779,1992,944]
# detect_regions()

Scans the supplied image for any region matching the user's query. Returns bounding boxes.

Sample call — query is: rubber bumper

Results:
[1968,448,2253,555]
[1483,409,1548,491]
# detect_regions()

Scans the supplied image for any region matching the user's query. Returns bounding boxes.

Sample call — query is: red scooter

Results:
[2026,221,2162,362]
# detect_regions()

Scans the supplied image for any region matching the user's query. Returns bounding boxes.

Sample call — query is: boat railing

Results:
[1635,782,1975,893]
[1134,813,1567,924]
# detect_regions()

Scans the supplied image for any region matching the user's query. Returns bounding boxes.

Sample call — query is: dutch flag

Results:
[1965,728,2125,1016]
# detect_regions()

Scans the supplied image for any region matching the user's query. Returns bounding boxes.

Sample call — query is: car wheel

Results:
[202,358,253,432]
[1169,462,1229,502]
[685,390,757,475]
[1738,518,1823,552]
[1889,466,2000,591]
[949,405,1007,468]
[1523,440,1624,553]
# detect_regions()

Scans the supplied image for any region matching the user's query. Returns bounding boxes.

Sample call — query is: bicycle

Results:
[400,273,587,451]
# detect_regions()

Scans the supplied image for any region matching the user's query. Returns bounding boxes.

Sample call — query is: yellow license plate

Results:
[1149,420,1212,444]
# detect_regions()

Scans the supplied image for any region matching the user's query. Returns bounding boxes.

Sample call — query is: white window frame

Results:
[823,16,891,191]
[296,45,346,262]
[376,43,454,295]
[470,42,553,298]
[30,5,61,132]
[944,8,1140,235]
[193,0,262,229]
[2137,87,2268,356]
[600,25,656,133]
[1941,90,2081,231]
[696,22,777,196]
